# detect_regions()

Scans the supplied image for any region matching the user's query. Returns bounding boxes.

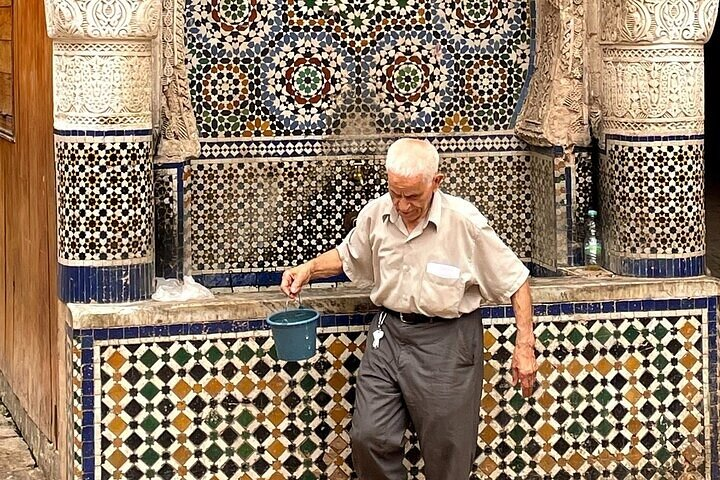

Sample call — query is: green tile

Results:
[653,386,670,403]
[300,438,317,456]
[140,383,160,401]
[509,392,525,411]
[510,456,526,474]
[594,326,612,344]
[141,415,160,434]
[568,391,583,408]
[596,419,613,438]
[142,447,159,467]
[622,325,640,343]
[652,353,669,370]
[568,421,583,438]
[299,407,316,424]
[237,409,254,428]
[567,328,584,346]
[299,472,317,480]
[655,446,671,463]
[237,441,254,460]
[206,346,223,364]
[206,443,224,462]
[140,350,159,368]
[206,410,223,429]
[538,329,555,347]
[509,425,526,443]
[172,347,191,365]
[237,345,255,363]
[653,324,669,340]
[300,374,316,392]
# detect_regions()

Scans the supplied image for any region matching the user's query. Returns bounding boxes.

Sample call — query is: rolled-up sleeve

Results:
[471,219,529,303]
[336,209,375,285]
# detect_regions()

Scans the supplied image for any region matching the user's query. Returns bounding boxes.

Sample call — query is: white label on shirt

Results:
[426,262,461,279]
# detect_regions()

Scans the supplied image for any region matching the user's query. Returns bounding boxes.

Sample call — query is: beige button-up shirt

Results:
[336,190,529,318]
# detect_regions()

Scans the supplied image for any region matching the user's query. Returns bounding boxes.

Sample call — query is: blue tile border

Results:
[53,128,154,137]
[194,271,350,288]
[71,295,720,479]
[59,263,154,303]
[607,255,706,278]
[195,263,574,287]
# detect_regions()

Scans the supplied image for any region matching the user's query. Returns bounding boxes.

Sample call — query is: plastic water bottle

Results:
[584,209,602,266]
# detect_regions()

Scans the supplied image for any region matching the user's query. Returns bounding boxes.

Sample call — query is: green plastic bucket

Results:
[266,308,320,361]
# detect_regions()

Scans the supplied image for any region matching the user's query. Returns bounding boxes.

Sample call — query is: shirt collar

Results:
[383,190,443,229]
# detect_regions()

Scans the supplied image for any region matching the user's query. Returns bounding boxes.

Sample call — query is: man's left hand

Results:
[511,342,538,397]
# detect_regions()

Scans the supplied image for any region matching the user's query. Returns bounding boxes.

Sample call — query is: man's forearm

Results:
[307,249,344,280]
[510,279,534,345]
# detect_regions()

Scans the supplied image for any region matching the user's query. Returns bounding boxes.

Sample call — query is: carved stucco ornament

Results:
[515,0,591,148]
[597,0,718,136]
[45,0,161,40]
[155,0,200,162]
[601,0,718,43]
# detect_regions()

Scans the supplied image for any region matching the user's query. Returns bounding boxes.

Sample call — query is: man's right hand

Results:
[280,263,313,300]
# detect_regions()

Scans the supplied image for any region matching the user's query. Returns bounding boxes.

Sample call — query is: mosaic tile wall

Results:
[573,148,594,264]
[527,146,589,275]
[154,162,192,279]
[55,130,155,302]
[69,297,719,479]
[180,0,540,285]
[599,135,705,277]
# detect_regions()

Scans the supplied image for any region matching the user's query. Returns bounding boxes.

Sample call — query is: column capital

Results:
[600,0,718,44]
[44,0,161,40]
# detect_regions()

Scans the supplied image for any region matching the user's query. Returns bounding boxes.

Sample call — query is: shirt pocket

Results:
[418,268,466,318]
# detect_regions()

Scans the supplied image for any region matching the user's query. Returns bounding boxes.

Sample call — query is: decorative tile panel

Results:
[154,162,190,279]
[600,135,705,277]
[529,150,557,272]
[572,149,594,265]
[184,0,532,138]
[180,0,536,283]
[70,297,719,479]
[56,138,154,265]
[189,151,532,283]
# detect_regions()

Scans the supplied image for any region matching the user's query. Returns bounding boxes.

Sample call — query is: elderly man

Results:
[280,138,537,480]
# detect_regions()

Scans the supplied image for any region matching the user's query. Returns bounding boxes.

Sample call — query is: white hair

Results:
[385,138,439,182]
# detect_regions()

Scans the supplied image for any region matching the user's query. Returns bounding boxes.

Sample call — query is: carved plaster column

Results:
[598,0,716,276]
[515,0,593,273]
[153,0,199,279]
[45,0,161,302]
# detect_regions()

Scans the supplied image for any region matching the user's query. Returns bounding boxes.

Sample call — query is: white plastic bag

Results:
[152,275,214,301]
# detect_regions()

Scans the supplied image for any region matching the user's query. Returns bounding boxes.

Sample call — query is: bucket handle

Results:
[285,293,302,311]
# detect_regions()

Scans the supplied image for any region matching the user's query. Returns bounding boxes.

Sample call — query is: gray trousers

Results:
[350,310,484,480]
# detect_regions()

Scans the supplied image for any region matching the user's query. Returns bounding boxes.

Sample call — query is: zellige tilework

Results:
[70,297,719,479]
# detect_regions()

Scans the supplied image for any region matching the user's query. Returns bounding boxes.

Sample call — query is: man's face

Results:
[387,171,443,226]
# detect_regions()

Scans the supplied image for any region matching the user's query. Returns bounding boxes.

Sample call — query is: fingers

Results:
[280,271,295,298]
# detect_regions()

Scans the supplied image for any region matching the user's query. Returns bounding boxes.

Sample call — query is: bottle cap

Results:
[588,209,597,217]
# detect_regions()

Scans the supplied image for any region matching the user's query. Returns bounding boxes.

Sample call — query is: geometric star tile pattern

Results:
[56,140,154,264]
[600,140,705,258]
[184,0,532,138]
[182,0,537,278]
[190,153,532,274]
[77,308,710,479]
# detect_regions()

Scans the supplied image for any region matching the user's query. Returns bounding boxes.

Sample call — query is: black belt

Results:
[381,307,439,324]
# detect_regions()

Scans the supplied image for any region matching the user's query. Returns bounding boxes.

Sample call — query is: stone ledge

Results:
[66,274,720,329]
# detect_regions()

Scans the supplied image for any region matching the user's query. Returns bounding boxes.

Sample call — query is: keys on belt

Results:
[381,307,438,324]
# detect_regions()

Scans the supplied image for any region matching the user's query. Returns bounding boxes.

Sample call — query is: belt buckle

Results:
[399,312,410,324]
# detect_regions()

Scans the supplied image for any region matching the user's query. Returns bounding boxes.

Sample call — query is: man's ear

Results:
[432,173,444,190]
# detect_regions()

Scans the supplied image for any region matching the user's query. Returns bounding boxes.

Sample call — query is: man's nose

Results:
[397,198,411,212]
